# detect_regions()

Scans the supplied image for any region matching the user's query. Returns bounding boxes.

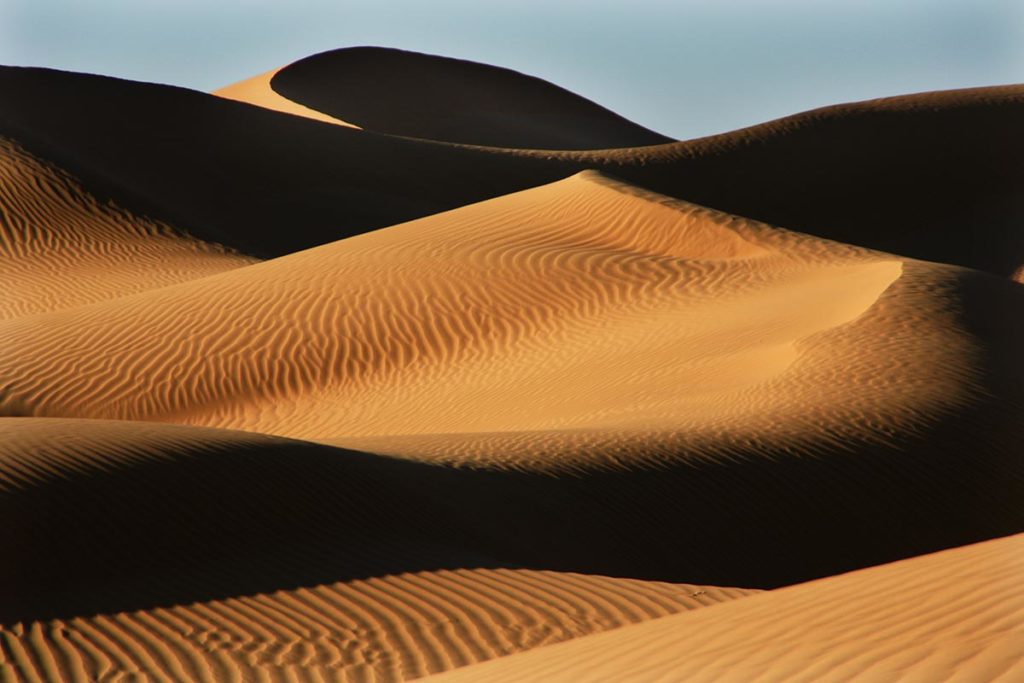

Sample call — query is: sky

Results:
[2,0,1022,139]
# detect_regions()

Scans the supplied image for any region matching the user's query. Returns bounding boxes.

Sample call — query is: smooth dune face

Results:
[3,46,1024,683]
[214,68,361,128]
[268,47,673,149]
[423,533,1024,683]
[0,137,254,319]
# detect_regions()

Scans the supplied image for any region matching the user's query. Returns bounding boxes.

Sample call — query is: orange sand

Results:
[2,47,1022,682]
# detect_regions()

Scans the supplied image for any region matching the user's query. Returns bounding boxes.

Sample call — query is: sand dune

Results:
[3,172,1022,592]
[0,172,905,439]
[0,138,253,319]
[3,47,1023,682]
[214,67,361,128]
[0,569,748,683]
[264,47,673,149]
[424,533,1024,682]
[0,418,753,682]
[2,63,1020,274]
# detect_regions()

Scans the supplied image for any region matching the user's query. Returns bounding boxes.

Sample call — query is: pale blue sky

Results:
[2,0,1022,139]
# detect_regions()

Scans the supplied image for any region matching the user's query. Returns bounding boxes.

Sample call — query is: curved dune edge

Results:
[0,137,254,319]
[0,417,756,682]
[422,533,1024,683]
[3,65,1021,275]
[266,47,672,150]
[213,68,361,128]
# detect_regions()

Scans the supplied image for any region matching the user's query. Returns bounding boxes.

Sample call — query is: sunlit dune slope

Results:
[1,63,1020,275]
[0,417,754,682]
[424,533,1024,683]
[265,46,673,149]
[0,138,254,319]
[0,171,905,437]
[214,67,360,128]
[3,173,1023,590]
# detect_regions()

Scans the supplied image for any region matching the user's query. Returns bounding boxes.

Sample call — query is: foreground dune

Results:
[424,533,1024,682]
[0,172,906,440]
[0,418,754,682]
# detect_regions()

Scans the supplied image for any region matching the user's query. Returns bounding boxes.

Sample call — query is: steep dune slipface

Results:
[267,47,673,149]
[0,138,254,319]
[0,418,754,682]
[214,68,361,128]
[423,533,1024,683]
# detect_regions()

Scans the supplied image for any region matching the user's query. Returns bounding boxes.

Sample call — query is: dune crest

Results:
[214,68,361,128]
[0,172,912,448]
[268,47,673,149]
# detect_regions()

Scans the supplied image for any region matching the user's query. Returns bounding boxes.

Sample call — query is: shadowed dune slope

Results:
[610,84,1024,280]
[0,65,574,258]
[1,63,1020,274]
[0,137,254,319]
[267,47,673,149]
[3,174,1024,591]
[424,533,1024,683]
[0,419,755,682]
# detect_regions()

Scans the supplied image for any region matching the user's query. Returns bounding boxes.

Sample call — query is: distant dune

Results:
[266,47,673,149]
[2,46,1022,682]
[215,68,361,128]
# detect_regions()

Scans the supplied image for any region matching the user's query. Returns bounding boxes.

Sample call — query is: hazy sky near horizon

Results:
[3,0,1022,139]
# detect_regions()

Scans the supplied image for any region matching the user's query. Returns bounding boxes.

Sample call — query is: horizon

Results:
[2,0,1022,139]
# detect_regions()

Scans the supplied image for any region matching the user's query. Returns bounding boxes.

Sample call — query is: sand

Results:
[0,138,254,319]
[214,68,361,128]
[2,46,1022,681]
[0,418,754,682]
[423,533,1024,683]
[265,47,674,149]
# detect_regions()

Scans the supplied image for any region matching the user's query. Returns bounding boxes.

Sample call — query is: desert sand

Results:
[1,46,1022,681]
[423,533,1024,683]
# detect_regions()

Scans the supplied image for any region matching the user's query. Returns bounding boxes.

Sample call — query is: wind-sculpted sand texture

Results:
[423,533,1024,683]
[0,172,905,437]
[0,138,254,319]
[0,418,754,682]
[3,170,1023,587]
[2,46,1023,682]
